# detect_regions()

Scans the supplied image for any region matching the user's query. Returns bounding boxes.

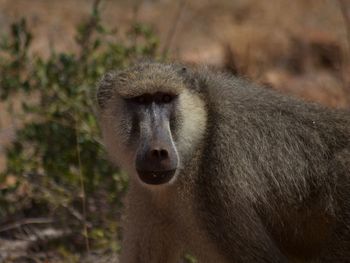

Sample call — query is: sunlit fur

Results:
[176,88,207,166]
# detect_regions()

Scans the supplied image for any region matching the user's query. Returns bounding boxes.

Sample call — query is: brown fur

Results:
[97,62,350,262]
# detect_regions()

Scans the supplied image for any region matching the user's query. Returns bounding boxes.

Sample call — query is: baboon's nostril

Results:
[150,148,169,160]
[160,149,168,158]
[151,149,159,158]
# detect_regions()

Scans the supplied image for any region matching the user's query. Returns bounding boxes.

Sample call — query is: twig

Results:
[336,0,350,105]
[61,203,93,228]
[161,0,187,57]
[337,0,350,54]
[132,0,142,25]
[75,114,90,253]
[131,0,142,47]
[78,0,102,62]
[0,218,54,233]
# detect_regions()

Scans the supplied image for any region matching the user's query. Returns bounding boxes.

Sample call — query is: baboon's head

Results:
[97,62,207,186]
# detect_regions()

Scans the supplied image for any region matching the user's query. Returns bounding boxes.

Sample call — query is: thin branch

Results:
[78,0,102,62]
[161,0,187,57]
[336,0,350,105]
[131,0,142,47]
[132,0,142,25]
[0,218,54,233]
[337,0,350,54]
[61,203,93,228]
[75,114,90,253]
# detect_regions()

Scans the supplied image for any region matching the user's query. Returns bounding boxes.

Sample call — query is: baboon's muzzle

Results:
[137,169,177,185]
[135,103,178,185]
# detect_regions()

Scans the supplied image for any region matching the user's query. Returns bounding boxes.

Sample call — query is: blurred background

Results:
[0,0,349,262]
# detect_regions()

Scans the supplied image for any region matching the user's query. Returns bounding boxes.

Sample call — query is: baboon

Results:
[97,62,350,263]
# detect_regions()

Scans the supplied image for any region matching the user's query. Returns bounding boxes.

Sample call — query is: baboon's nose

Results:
[144,145,174,170]
[136,145,178,185]
[150,148,169,161]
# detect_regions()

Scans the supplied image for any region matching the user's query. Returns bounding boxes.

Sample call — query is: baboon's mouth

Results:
[137,169,176,185]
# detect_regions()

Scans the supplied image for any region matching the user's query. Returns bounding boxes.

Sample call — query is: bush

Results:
[0,1,160,257]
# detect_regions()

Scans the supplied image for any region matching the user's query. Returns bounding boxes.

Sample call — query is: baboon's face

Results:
[98,64,207,187]
[121,92,180,185]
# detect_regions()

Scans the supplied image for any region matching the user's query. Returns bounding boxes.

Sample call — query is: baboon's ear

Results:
[97,71,117,110]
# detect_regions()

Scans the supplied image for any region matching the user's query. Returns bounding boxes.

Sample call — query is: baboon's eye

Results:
[129,94,152,104]
[127,93,176,105]
[137,96,145,104]
[150,93,176,104]
[162,94,172,103]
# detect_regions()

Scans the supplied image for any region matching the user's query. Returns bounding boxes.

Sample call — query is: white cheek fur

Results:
[177,90,207,160]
